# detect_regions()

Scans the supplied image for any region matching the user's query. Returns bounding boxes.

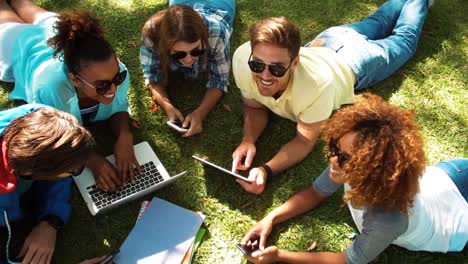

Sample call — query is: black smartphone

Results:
[236,243,259,256]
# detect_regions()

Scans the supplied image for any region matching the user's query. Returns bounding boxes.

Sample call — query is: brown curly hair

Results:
[322,94,426,213]
[47,10,115,74]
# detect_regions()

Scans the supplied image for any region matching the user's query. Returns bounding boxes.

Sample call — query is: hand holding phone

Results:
[236,239,260,256]
[166,120,188,133]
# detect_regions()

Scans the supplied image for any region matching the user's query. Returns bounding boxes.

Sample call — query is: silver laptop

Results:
[74,141,187,215]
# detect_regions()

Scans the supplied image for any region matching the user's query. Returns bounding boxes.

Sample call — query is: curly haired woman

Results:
[140,0,235,137]
[0,0,139,192]
[240,94,467,264]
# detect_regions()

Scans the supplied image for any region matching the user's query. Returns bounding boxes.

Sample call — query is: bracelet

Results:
[260,164,274,179]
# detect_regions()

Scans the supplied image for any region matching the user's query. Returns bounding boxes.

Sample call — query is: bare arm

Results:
[148,82,184,122]
[265,120,322,175]
[242,186,328,248]
[182,88,224,137]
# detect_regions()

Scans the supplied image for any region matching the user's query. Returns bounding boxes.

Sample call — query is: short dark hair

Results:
[249,17,301,59]
[3,107,94,179]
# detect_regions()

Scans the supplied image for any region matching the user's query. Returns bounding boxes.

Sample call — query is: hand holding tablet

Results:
[192,155,253,183]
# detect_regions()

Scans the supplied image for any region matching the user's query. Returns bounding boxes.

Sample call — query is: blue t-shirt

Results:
[9,17,129,124]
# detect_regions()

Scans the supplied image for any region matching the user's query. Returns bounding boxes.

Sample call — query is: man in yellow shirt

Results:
[231,0,429,194]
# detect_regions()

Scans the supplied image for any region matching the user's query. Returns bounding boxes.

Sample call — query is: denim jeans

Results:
[169,0,236,26]
[313,0,429,90]
[435,158,468,202]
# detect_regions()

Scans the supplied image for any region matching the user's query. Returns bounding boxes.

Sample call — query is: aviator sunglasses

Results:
[75,70,127,95]
[328,138,351,168]
[170,48,206,60]
[248,53,293,78]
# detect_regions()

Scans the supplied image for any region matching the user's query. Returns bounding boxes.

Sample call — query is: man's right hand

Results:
[241,215,274,251]
[87,153,121,192]
[232,141,256,172]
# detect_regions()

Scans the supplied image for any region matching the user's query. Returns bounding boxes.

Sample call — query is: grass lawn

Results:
[1,0,467,263]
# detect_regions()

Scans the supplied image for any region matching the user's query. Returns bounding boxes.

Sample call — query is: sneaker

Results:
[428,0,434,8]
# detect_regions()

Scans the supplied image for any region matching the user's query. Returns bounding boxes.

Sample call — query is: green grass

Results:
[1,0,467,263]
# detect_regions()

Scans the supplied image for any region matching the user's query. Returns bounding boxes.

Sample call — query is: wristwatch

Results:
[40,214,64,231]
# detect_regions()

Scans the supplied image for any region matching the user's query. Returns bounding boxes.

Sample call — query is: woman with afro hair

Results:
[240,94,467,264]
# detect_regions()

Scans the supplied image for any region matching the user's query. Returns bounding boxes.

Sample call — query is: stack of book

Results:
[113,197,206,264]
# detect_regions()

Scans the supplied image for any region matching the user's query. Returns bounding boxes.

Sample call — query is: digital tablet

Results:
[192,155,252,183]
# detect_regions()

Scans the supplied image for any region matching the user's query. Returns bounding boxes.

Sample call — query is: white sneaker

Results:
[428,0,434,8]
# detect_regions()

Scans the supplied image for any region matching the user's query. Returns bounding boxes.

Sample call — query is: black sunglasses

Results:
[170,48,206,60]
[248,53,293,78]
[75,70,127,95]
[328,138,351,168]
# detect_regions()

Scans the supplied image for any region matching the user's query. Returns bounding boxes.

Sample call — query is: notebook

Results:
[114,197,205,264]
[73,141,187,215]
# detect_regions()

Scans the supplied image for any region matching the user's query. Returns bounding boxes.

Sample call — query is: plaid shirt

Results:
[140,3,233,92]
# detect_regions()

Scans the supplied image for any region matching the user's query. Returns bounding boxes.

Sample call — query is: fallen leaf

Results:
[307,241,317,252]
[223,104,232,112]
[151,103,158,112]
[128,40,137,48]
[308,22,318,28]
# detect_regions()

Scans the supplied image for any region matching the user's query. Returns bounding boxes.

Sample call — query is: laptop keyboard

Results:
[87,161,164,209]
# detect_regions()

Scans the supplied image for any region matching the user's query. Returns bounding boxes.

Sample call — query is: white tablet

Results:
[192,155,252,183]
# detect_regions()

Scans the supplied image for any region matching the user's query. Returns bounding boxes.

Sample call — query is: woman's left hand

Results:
[182,110,204,137]
[114,132,141,184]
[245,246,280,264]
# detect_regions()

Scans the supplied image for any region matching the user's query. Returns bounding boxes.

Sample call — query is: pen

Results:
[98,249,119,264]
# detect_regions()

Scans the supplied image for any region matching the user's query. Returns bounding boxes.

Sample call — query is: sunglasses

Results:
[75,70,127,95]
[328,138,351,168]
[170,48,206,60]
[248,53,293,78]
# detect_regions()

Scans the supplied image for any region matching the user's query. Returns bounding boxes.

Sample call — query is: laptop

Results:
[74,141,187,215]
[192,155,252,183]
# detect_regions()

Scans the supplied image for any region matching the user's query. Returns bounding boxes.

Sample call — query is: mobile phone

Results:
[236,243,259,256]
[166,120,188,133]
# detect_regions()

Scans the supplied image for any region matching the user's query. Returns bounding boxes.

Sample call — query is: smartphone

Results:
[236,243,259,256]
[166,120,188,133]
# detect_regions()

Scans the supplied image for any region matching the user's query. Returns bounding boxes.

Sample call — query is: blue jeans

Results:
[435,158,468,202]
[313,0,429,90]
[169,0,236,27]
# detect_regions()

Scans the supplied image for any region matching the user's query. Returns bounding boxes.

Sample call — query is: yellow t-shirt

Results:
[232,41,356,123]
